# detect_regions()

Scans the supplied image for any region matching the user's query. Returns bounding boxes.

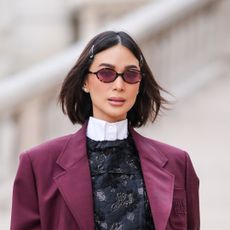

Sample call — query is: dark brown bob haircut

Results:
[59,31,167,127]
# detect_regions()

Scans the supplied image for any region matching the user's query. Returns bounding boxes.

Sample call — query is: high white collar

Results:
[86,117,128,141]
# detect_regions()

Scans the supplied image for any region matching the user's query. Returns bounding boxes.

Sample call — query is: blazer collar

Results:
[56,124,168,170]
[130,127,175,230]
[55,124,175,230]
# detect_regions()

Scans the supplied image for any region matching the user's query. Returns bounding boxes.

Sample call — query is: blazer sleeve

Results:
[10,152,41,230]
[185,152,200,230]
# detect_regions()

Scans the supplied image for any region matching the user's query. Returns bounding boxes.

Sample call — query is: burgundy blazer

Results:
[11,123,200,230]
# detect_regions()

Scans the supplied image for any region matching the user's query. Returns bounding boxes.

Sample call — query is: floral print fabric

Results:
[87,136,155,230]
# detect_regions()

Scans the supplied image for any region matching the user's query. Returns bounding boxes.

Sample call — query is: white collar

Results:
[86,117,128,141]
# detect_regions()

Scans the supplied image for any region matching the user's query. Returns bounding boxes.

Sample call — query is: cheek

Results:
[88,81,109,101]
[131,84,140,97]
[127,86,140,104]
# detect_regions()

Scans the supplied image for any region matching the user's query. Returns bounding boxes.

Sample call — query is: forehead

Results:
[91,44,139,68]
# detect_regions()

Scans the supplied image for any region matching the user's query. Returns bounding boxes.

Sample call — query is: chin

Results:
[106,113,127,122]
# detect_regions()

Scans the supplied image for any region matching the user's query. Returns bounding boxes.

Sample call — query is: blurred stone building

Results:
[0,0,149,78]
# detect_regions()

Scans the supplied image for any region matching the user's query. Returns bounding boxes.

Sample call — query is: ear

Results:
[82,80,89,93]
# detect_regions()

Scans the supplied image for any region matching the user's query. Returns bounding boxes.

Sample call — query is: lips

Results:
[108,97,125,102]
[108,97,126,106]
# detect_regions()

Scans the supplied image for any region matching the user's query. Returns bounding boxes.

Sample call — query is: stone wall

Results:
[0,0,149,78]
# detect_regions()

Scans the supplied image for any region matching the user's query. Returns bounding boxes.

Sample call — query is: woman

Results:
[11,31,200,230]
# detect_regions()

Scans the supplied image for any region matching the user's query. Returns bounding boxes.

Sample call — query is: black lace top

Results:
[87,135,155,230]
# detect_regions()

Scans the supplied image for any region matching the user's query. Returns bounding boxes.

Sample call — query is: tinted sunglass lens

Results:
[124,71,141,83]
[98,69,116,82]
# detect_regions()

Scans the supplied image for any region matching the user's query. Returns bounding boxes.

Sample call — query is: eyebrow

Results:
[98,63,139,70]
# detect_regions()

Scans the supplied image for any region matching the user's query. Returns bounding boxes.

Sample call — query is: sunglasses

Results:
[88,68,142,84]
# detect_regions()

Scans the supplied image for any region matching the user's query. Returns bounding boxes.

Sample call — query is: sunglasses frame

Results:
[88,68,142,84]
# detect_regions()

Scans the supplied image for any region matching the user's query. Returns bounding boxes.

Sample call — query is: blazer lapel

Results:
[54,123,94,230]
[53,124,174,230]
[130,128,175,230]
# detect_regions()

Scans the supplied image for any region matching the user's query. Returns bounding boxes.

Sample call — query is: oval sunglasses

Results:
[88,68,142,84]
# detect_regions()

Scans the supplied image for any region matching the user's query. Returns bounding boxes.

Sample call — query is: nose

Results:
[112,75,125,91]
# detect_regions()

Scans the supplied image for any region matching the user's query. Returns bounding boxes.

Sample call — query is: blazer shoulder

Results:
[132,129,191,170]
[137,132,197,173]
[149,138,187,157]
[149,138,191,167]
[134,129,187,156]
[21,133,74,161]
[132,129,199,190]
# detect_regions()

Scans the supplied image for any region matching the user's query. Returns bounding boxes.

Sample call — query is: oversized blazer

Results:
[11,123,200,230]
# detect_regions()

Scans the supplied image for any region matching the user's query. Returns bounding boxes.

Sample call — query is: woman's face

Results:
[84,44,140,122]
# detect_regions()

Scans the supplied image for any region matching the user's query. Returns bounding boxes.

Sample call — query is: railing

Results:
[0,0,230,224]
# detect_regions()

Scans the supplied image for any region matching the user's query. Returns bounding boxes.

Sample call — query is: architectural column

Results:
[10,0,74,72]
